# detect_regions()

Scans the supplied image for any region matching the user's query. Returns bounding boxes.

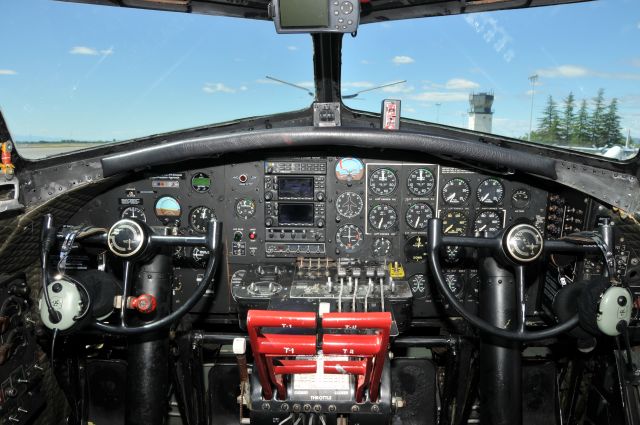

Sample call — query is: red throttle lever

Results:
[128,294,157,314]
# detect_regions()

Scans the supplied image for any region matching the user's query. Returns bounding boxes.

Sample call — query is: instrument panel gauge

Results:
[192,247,211,266]
[405,203,433,230]
[444,273,464,298]
[107,219,146,258]
[407,168,435,196]
[443,245,463,265]
[335,192,364,218]
[155,196,182,219]
[368,204,397,231]
[511,189,531,209]
[404,235,428,262]
[372,237,392,257]
[474,211,503,233]
[477,178,504,205]
[191,172,211,193]
[441,210,468,235]
[442,178,470,205]
[335,158,365,182]
[235,198,256,219]
[409,274,427,299]
[504,223,543,262]
[369,168,398,196]
[189,206,216,234]
[336,224,364,253]
[121,206,146,222]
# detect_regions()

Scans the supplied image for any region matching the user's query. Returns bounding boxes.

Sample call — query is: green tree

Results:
[589,88,607,147]
[560,92,576,144]
[603,98,623,146]
[572,99,590,146]
[534,95,561,143]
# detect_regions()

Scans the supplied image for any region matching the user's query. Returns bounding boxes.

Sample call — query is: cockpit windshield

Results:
[342,0,640,160]
[1,0,314,158]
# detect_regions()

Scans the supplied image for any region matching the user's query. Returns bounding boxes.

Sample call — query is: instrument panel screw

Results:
[328,405,337,412]
[293,404,301,413]
[281,404,290,411]
[351,405,360,412]
[303,404,312,412]
[371,405,380,413]
[262,403,271,411]
[313,404,322,412]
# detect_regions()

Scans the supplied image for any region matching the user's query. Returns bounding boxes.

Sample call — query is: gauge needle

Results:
[379,217,384,228]
[445,224,454,233]
[481,193,489,202]
[446,193,456,202]
[415,217,420,228]
[478,225,486,231]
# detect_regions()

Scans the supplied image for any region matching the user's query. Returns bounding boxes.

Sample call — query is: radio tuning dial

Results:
[265,218,274,227]
[265,192,273,201]
[316,192,325,201]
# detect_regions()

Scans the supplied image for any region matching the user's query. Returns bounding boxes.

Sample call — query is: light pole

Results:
[528,74,538,141]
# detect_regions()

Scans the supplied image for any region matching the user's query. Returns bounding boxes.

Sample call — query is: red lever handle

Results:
[129,294,157,314]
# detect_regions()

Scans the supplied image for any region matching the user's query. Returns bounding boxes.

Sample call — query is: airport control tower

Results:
[468,92,494,133]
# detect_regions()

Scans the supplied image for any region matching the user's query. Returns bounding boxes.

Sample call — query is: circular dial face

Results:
[121,206,146,222]
[407,168,435,196]
[441,211,469,235]
[405,235,428,262]
[189,206,216,233]
[107,219,145,258]
[155,196,181,218]
[372,237,392,257]
[505,224,544,262]
[335,158,365,181]
[409,274,427,299]
[335,192,364,218]
[235,198,256,219]
[191,172,211,193]
[474,211,503,233]
[511,189,531,209]
[442,178,471,205]
[444,273,464,298]
[477,178,505,205]
[336,225,364,253]
[369,168,398,196]
[368,204,397,231]
[405,203,433,230]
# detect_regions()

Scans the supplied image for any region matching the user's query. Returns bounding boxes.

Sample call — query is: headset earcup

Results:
[577,277,610,336]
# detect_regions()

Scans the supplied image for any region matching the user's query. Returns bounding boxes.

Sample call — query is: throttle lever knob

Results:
[129,294,157,314]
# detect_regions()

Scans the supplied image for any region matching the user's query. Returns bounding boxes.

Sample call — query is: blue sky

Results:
[0,0,639,142]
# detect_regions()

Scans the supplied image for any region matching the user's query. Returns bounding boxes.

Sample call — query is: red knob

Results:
[130,294,157,314]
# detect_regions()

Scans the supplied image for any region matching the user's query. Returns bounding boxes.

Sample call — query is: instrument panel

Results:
[69,154,550,318]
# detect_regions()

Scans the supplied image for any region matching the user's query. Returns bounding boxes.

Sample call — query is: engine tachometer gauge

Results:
[441,210,468,235]
[121,206,146,222]
[335,158,365,182]
[442,178,470,205]
[474,211,503,233]
[336,192,364,218]
[368,204,397,231]
[189,206,216,233]
[336,224,363,253]
[407,168,435,196]
[405,203,433,230]
[477,178,504,205]
[369,168,398,196]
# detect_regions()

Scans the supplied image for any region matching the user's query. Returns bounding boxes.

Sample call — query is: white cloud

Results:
[382,83,414,94]
[536,64,640,80]
[287,46,298,51]
[410,92,468,102]
[445,78,480,90]
[202,83,236,94]
[70,46,99,55]
[296,81,315,89]
[0,69,17,75]
[343,81,375,89]
[240,85,248,91]
[392,55,414,65]
[256,78,278,84]
[537,65,589,78]
[100,47,114,56]
[360,59,371,65]
[631,58,640,68]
